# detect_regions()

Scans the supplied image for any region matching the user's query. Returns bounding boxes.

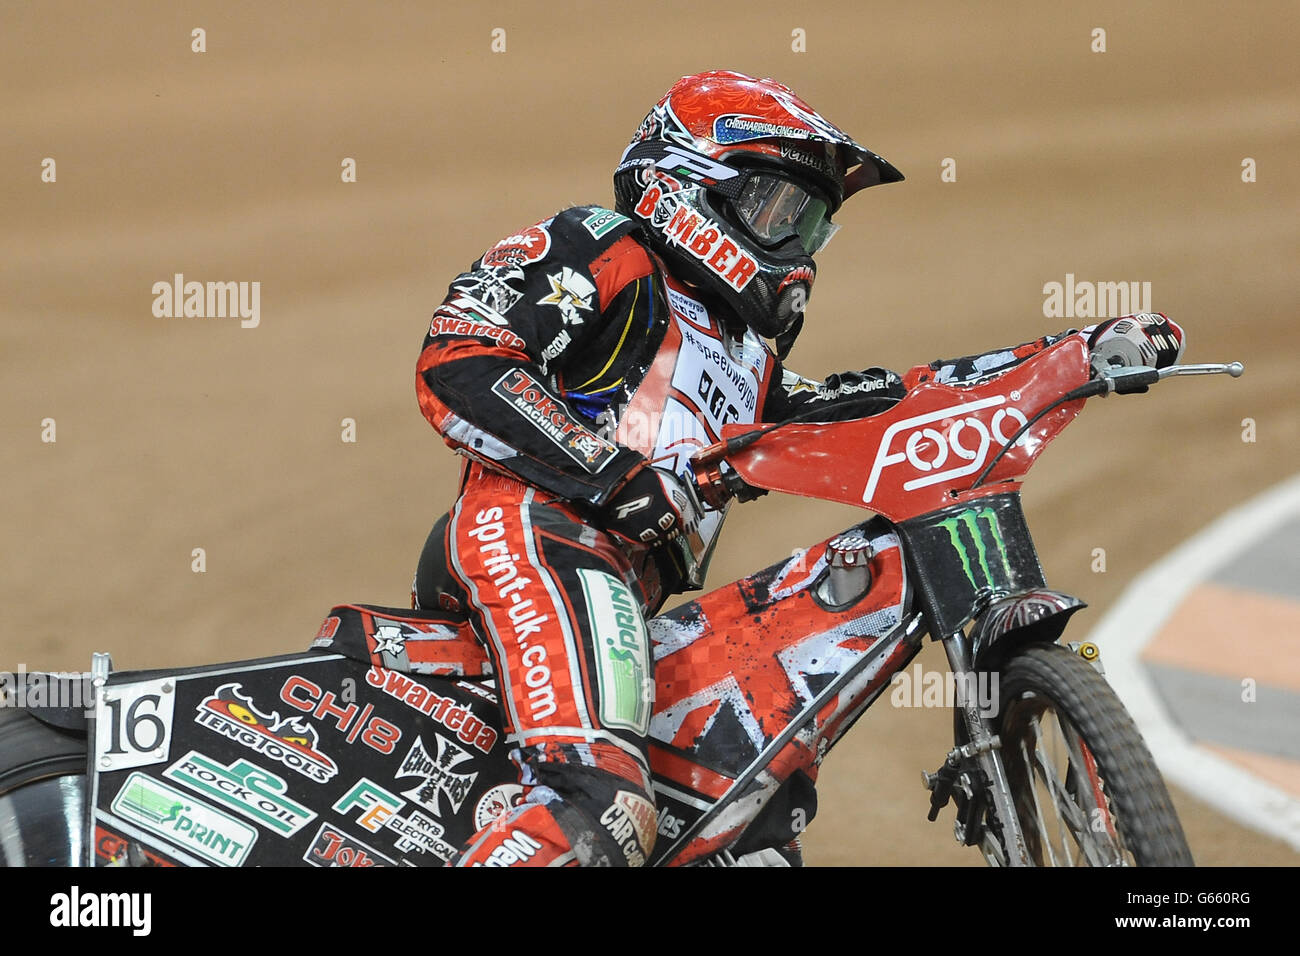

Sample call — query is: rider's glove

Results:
[1086,312,1185,374]
[603,465,699,548]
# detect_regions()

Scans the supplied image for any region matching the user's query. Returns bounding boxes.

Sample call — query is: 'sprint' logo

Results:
[110,772,256,867]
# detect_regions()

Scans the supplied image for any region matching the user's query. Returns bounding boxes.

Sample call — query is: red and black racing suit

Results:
[414,205,1076,866]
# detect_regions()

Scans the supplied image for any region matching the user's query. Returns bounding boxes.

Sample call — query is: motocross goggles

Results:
[732,170,839,256]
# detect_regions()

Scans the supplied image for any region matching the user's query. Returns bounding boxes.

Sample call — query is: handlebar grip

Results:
[1106,366,1161,394]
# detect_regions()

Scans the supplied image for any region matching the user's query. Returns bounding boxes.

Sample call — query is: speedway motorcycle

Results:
[0,337,1240,867]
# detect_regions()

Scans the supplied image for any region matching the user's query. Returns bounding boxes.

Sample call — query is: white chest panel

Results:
[617,283,770,571]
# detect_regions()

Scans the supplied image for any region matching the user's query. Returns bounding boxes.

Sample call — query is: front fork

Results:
[934,630,1033,866]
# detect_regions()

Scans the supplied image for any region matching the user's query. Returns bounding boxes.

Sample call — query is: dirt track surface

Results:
[3,1,1297,865]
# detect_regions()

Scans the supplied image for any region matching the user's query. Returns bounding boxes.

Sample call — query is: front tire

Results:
[987,642,1193,866]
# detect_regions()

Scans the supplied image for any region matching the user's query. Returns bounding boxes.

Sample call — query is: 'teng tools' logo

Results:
[194,683,338,783]
[862,395,1029,504]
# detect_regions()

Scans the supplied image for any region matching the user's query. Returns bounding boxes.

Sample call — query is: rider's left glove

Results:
[602,465,700,549]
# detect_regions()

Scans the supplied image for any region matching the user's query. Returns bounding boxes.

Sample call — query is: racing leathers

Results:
[414,205,1183,866]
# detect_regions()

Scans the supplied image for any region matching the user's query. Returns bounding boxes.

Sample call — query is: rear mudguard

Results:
[970,588,1086,670]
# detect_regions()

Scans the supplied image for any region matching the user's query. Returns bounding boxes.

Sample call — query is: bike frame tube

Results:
[654,611,925,865]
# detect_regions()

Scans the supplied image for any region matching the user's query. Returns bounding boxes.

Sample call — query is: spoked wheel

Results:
[987,642,1193,867]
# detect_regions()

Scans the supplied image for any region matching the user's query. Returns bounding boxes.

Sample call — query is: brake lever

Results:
[1098,361,1244,395]
[1157,361,1245,379]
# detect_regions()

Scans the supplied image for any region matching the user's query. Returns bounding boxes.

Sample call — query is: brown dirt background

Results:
[3,0,1296,865]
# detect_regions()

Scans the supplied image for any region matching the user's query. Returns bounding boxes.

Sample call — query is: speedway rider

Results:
[414,71,1184,866]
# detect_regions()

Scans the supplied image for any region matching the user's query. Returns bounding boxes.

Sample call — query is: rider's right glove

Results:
[1086,312,1185,374]
[602,465,699,549]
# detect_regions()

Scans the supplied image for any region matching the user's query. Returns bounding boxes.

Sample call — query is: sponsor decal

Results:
[936,507,1013,589]
[279,675,402,755]
[110,772,257,867]
[781,368,891,402]
[373,623,405,656]
[634,184,757,291]
[162,750,315,836]
[450,265,526,316]
[364,665,498,753]
[334,777,458,861]
[581,208,630,239]
[303,821,397,867]
[428,311,527,352]
[466,506,557,722]
[781,370,822,396]
[769,90,850,145]
[822,377,890,399]
[475,830,543,867]
[383,807,458,860]
[194,682,337,783]
[599,790,657,866]
[491,369,619,474]
[665,286,708,325]
[776,265,815,294]
[656,809,684,840]
[481,222,551,269]
[652,145,740,187]
[396,734,479,817]
[537,267,596,326]
[713,113,813,144]
[474,783,525,829]
[677,320,757,415]
[440,293,511,328]
[861,395,1030,503]
[311,615,341,649]
[578,570,651,735]
[456,678,498,702]
[94,825,175,867]
[628,102,696,151]
[363,615,467,673]
[778,141,837,180]
[540,328,572,369]
[95,678,176,772]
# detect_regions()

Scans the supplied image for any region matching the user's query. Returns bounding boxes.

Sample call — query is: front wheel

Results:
[985,642,1193,866]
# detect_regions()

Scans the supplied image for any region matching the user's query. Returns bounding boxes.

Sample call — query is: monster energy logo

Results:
[936,507,1013,588]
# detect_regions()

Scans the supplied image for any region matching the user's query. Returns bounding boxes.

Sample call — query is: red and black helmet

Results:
[614,71,903,342]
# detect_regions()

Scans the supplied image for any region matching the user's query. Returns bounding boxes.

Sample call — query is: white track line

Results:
[1090,472,1300,852]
